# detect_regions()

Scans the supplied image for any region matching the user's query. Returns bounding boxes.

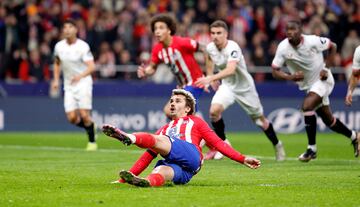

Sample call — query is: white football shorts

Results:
[211,84,264,118]
[64,81,92,112]
[308,72,334,106]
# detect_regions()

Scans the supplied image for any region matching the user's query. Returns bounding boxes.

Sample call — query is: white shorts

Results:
[64,81,93,112]
[308,72,334,106]
[211,84,264,118]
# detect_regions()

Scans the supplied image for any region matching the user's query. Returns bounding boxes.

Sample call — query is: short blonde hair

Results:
[171,89,196,115]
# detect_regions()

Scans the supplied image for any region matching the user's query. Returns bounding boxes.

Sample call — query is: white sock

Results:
[351,131,357,141]
[308,145,317,152]
[127,134,136,144]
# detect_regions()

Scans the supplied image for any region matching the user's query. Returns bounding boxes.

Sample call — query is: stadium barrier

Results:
[1,81,359,133]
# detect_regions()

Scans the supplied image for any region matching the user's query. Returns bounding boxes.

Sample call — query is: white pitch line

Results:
[0,144,359,163]
[0,144,143,154]
[246,154,360,163]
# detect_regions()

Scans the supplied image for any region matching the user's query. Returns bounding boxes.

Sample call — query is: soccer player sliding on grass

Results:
[102,89,260,187]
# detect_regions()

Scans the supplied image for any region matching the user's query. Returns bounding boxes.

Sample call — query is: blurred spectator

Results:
[19,48,50,82]
[96,41,116,79]
[341,29,360,80]
[341,30,360,67]
[118,49,135,80]
[0,0,358,82]
[132,10,151,55]
[305,15,329,36]
[113,39,125,64]
[194,0,213,24]
[116,10,134,55]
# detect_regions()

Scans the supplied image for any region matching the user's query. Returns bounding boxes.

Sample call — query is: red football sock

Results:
[133,132,156,148]
[147,173,165,187]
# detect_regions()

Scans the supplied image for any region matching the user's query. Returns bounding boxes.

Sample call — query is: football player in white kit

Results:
[196,20,285,161]
[272,20,360,162]
[345,45,360,106]
[51,19,97,151]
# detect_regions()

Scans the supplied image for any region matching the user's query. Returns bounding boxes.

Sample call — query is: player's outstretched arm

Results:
[243,157,261,169]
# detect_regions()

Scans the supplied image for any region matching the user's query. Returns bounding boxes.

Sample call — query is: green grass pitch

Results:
[0,131,359,207]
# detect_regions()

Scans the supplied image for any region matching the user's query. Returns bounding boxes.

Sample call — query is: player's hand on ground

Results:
[345,91,353,106]
[137,64,146,78]
[243,157,261,169]
[319,69,328,81]
[291,71,304,82]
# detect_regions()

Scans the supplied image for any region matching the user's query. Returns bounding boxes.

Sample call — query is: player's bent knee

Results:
[209,107,223,121]
[66,114,78,124]
[152,165,174,181]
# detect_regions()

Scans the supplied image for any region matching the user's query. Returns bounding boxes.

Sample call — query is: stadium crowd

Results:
[0,0,359,82]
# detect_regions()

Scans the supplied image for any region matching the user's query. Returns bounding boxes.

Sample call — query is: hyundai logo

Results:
[267,108,304,134]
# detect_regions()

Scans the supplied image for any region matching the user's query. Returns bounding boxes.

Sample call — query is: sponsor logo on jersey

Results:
[320,38,327,44]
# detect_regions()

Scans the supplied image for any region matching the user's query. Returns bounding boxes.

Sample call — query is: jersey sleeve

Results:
[271,44,285,68]
[53,43,60,61]
[180,37,198,53]
[227,42,241,62]
[352,46,360,71]
[312,35,331,52]
[81,44,94,62]
[151,45,161,65]
[53,44,59,57]
[195,117,245,163]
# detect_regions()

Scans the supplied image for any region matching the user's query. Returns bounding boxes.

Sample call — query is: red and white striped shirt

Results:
[127,115,245,176]
[157,115,245,162]
[151,36,204,86]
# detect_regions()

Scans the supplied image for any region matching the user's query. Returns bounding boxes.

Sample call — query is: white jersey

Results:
[272,34,331,91]
[54,39,94,90]
[352,45,360,71]
[206,40,255,93]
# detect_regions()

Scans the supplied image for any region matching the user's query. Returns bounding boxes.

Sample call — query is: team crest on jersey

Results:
[168,127,181,139]
[231,50,238,58]
[320,38,327,44]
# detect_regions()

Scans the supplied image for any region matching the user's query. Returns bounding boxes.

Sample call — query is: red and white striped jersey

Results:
[156,115,245,162]
[151,36,204,86]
